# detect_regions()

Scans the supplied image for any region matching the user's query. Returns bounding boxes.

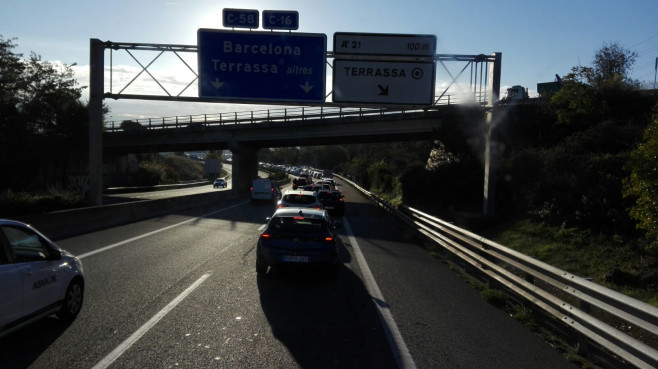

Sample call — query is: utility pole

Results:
[653,57,658,90]
[89,39,104,206]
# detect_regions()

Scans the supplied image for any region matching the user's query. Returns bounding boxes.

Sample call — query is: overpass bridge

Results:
[103,104,485,198]
[104,104,481,152]
[89,39,502,213]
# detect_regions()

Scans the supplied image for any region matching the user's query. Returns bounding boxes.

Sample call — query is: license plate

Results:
[283,255,309,263]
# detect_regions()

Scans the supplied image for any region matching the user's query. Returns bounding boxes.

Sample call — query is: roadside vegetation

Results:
[332,42,658,305]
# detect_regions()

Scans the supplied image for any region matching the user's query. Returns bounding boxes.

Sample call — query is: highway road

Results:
[103,164,238,202]
[0,178,575,368]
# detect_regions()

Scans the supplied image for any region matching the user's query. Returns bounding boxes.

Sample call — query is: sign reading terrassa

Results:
[197,29,327,103]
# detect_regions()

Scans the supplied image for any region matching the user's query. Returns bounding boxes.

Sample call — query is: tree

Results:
[0,36,30,190]
[624,105,658,253]
[0,35,90,192]
[592,42,638,88]
[551,42,640,128]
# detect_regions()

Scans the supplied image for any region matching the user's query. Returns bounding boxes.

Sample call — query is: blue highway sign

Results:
[198,29,327,103]
[222,9,259,29]
[263,10,299,30]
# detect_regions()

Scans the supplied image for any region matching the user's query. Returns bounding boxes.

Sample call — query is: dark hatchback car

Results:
[213,178,227,188]
[317,189,345,216]
[292,176,312,190]
[256,208,341,277]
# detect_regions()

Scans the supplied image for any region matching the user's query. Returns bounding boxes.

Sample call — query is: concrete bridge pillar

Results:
[229,142,259,195]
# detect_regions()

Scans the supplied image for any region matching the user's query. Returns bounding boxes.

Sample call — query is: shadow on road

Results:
[0,316,73,369]
[256,237,398,369]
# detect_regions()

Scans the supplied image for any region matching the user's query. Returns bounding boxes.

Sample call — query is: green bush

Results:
[624,105,658,254]
[0,189,86,217]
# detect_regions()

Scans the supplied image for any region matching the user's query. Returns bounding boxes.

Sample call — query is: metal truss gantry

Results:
[89,39,501,214]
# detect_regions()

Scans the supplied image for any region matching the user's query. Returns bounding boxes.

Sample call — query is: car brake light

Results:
[250,187,253,191]
[324,236,334,242]
[293,216,305,220]
[261,233,271,239]
[339,198,344,202]
[277,204,288,208]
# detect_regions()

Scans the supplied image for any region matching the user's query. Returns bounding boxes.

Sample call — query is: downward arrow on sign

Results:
[211,78,224,90]
[300,81,314,93]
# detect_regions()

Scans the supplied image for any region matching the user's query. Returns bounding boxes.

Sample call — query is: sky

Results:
[2,0,657,123]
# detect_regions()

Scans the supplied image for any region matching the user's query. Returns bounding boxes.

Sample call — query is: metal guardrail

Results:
[335,174,658,369]
[104,102,455,133]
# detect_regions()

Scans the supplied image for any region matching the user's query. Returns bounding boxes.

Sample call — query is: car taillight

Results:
[278,204,288,208]
[324,236,334,242]
[260,233,271,239]
[250,187,253,191]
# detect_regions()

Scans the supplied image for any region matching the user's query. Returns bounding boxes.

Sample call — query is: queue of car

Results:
[255,173,345,277]
[0,173,339,337]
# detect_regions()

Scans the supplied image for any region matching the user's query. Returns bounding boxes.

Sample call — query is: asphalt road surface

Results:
[0,178,575,368]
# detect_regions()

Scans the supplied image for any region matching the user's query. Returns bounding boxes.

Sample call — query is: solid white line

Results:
[91,273,211,369]
[343,218,416,369]
[78,201,249,259]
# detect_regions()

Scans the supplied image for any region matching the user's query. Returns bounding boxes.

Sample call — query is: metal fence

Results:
[336,174,658,369]
[104,98,455,133]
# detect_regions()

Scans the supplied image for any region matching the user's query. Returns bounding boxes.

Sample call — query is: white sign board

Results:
[333,32,436,56]
[332,60,435,105]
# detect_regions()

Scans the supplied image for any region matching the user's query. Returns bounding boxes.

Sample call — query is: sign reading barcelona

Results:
[197,29,327,103]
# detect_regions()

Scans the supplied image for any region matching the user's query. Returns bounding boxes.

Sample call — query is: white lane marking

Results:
[78,201,249,259]
[343,218,416,369]
[92,273,211,369]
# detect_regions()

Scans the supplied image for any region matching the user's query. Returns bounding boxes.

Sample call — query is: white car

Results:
[250,178,281,204]
[276,189,323,210]
[0,219,84,338]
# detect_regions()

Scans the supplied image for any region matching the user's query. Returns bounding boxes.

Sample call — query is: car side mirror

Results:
[48,248,62,261]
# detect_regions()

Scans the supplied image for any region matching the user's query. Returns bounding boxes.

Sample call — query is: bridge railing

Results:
[104,95,455,132]
[335,173,658,369]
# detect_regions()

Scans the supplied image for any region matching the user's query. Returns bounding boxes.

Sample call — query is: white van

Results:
[250,178,280,203]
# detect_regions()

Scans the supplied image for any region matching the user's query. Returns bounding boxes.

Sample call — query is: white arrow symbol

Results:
[211,78,224,90]
[299,81,314,93]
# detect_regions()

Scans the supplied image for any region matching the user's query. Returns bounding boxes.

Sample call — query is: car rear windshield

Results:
[282,194,317,204]
[318,192,340,200]
[269,216,326,232]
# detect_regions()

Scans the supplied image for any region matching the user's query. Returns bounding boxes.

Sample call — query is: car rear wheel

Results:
[57,279,84,322]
